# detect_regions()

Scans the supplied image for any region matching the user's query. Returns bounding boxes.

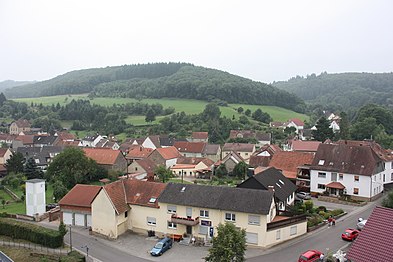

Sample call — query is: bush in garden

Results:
[304,200,314,213]
[331,209,344,216]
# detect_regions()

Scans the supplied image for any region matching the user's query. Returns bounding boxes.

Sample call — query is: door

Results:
[186,225,192,235]
[74,213,85,226]
[63,212,73,225]
[246,232,258,245]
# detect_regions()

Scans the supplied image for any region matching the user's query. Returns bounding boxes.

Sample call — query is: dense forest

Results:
[4,63,305,113]
[0,80,35,92]
[272,72,393,111]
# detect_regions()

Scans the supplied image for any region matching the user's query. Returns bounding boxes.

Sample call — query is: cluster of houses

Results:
[3,118,393,249]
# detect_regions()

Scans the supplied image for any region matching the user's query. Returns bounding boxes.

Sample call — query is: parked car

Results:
[357,218,367,230]
[341,228,360,241]
[296,192,311,200]
[298,250,322,262]
[150,237,173,256]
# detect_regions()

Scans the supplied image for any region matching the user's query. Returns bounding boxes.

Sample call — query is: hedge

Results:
[0,218,63,248]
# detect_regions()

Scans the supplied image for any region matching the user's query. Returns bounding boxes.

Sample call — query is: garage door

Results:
[86,214,92,227]
[246,232,258,245]
[75,213,85,227]
[63,212,73,225]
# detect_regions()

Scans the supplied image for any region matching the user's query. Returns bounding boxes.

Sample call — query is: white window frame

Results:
[225,213,236,222]
[317,184,325,190]
[147,217,156,226]
[167,221,177,229]
[248,215,260,226]
[200,210,209,218]
[318,172,326,178]
[276,230,281,240]
[354,175,359,182]
[167,205,177,214]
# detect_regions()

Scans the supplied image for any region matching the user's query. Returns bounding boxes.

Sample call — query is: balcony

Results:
[171,214,200,226]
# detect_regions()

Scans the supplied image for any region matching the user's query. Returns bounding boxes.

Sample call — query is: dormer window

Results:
[149,197,157,203]
[318,160,325,165]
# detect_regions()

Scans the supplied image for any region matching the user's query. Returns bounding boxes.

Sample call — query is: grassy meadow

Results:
[14,94,308,126]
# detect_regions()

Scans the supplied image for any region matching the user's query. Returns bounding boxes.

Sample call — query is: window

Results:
[248,215,260,226]
[167,221,177,229]
[189,172,192,175]
[318,184,325,190]
[125,211,128,218]
[245,153,249,156]
[149,198,157,203]
[290,226,297,236]
[318,172,326,178]
[167,205,177,214]
[354,176,359,182]
[225,213,236,222]
[353,188,359,195]
[199,225,209,235]
[200,210,209,218]
[339,174,343,180]
[318,160,325,165]
[135,167,138,171]
[276,230,281,240]
[147,217,156,226]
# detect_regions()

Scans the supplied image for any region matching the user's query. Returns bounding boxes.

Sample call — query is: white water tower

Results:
[26,179,46,216]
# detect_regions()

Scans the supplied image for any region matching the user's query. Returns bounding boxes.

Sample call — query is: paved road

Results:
[247,197,381,261]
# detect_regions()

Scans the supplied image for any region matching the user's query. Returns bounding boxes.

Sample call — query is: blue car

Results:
[150,237,173,256]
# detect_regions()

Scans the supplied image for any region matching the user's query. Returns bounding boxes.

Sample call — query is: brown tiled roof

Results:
[291,140,321,152]
[192,132,208,139]
[104,180,128,214]
[174,141,206,153]
[347,206,393,262]
[0,134,16,141]
[83,148,123,165]
[222,143,254,152]
[289,118,304,126]
[249,155,271,168]
[202,144,220,155]
[135,159,157,174]
[177,157,214,167]
[0,148,8,157]
[270,121,284,128]
[56,131,76,141]
[14,119,31,128]
[269,151,315,179]
[215,151,244,166]
[229,130,255,139]
[59,184,101,208]
[311,143,382,176]
[336,140,393,161]
[15,134,34,144]
[56,140,79,147]
[126,146,153,159]
[155,146,181,160]
[146,135,161,148]
[325,181,345,189]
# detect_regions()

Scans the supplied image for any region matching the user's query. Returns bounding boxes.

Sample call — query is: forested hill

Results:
[272,72,393,111]
[4,63,306,112]
[0,80,35,92]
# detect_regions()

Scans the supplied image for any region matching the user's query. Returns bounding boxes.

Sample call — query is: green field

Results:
[14,94,308,125]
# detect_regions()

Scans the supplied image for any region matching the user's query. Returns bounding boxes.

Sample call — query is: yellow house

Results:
[91,179,307,248]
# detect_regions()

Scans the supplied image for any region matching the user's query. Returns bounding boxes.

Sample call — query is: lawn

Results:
[14,95,308,126]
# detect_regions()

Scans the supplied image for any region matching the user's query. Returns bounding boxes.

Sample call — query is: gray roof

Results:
[17,146,64,166]
[33,135,57,145]
[203,144,220,155]
[158,183,273,215]
[26,179,45,183]
[239,167,297,202]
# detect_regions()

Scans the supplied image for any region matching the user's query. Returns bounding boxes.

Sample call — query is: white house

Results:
[79,134,103,147]
[310,142,386,201]
[286,118,304,134]
[26,179,46,216]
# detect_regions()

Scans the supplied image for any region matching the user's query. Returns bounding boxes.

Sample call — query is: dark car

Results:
[150,237,173,256]
[298,250,322,262]
[341,228,359,241]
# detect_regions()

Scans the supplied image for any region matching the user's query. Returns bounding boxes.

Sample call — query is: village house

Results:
[222,143,255,163]
[0,133,16,147]
[95,139,120,150]
[237,167,297,211]
[83,148,128,173]
[229,130,271,146]
[202,144,221,162]
[17,146,64,170]
[249,144,282,168]
[127,158,157,180]
[309,142,385,201]
[142,135,161,150]
[59,184,101,227]
[0,148,12,165]
[284,140,321,153]
[189,132,209,143]
[286,118,304,134]
[79,134,104,147]
[125,146,153,163]
[12,134,35,149]
[170,157,214,179]
[173,141,206,158]
[33,135,59,147]
[147,146,181,168]
[214,151,244,174]
[9,119,31,135]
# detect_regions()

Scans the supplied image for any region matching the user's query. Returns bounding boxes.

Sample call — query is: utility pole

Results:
[69,225,72,252]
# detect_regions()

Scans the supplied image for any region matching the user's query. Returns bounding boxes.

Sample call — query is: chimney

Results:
[268,185,275,192]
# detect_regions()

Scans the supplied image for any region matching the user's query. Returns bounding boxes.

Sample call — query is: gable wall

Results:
[92,190,118,238]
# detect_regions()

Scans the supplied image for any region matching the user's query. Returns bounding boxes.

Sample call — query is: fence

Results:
[267,214,307,231]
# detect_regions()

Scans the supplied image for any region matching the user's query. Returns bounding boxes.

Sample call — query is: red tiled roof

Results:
[249,155,271,168]
[177,157,213,166]
[15,134,34,144]
[59,184,101,208]
[104,180,128,214]
[222,143,255,152]
[270,121,284,128]
[123,179,166,208]
[56,131,76,141]
[155,146,181,160]
[192,132,208,139]
[347,206,393,262]
[325,181,345,189]
[83,148,122,165]
[290,118,304,126]
[269,151,314,179]
[174,141,206,153]
[337,140,393,161]
[126,146,153,159]
[291,140,321,152]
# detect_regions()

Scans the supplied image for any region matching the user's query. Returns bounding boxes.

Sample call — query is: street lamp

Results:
[81,245,89,258]
[69,225,72,252]
[181,170,184,183]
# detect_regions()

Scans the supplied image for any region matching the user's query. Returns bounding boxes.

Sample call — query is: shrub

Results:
[307,215,323,227]
[331,209,344,216]
[0,218,64,248]
[60,251,85,262]
[317,206,327,212]
[304,200,314,213]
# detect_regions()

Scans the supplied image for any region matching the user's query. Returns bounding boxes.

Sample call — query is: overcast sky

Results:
[1,0,393,83]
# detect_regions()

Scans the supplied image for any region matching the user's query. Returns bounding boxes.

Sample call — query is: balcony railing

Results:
[267,214,307,231]
[171,214,200,226]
